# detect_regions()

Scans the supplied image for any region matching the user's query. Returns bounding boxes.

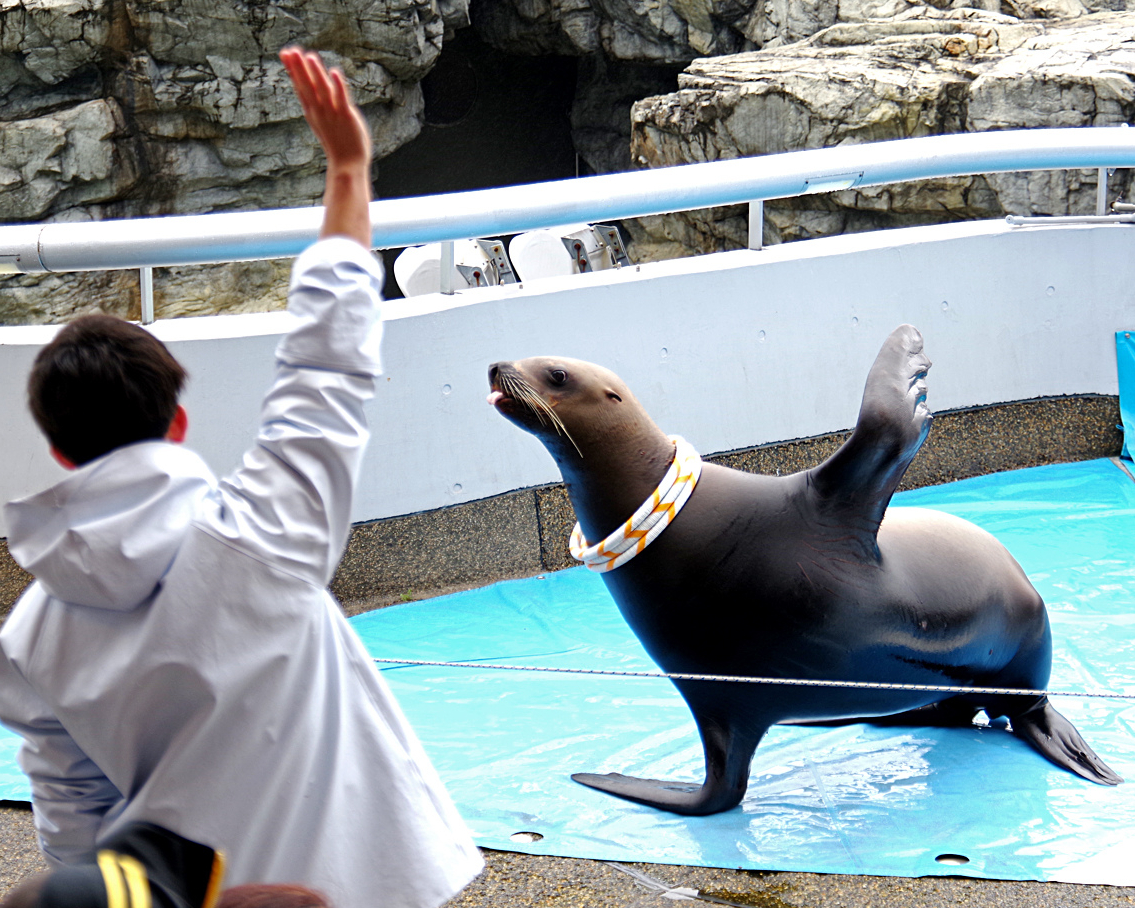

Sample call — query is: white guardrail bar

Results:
[1,127,1134,275]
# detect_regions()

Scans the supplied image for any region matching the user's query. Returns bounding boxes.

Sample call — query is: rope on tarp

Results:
[601,861,755,907]
[372,657,1135,701]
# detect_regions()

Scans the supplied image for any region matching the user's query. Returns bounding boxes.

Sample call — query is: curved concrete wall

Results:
[1,216,1133,536]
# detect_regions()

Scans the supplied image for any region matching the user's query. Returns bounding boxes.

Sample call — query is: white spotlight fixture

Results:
[394,238,518,297]
[508,224,630,282]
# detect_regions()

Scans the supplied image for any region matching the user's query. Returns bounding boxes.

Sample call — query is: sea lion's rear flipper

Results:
[573,713,767,816]
[1007,697,1123,785]
[811,325,932,547]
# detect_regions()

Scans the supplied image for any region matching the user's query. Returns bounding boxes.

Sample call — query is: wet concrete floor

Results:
[1,800,1134,908]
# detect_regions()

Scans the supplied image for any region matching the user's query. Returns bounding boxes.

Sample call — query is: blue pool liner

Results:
[1,458,1134,883]
[1116,330,1135,460]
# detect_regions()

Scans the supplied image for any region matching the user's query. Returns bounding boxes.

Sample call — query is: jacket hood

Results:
[5,442,217,610]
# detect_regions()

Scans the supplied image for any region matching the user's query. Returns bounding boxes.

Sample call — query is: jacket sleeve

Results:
[207,237,385,587]
[0,653,121,867]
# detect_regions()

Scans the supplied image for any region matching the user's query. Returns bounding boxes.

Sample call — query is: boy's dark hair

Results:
[217,885,331,908]
[29,314,187,466]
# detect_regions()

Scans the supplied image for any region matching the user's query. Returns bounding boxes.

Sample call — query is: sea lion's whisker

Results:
[551,416,583,458]
[500,374,583,457]
[523,391,582,458]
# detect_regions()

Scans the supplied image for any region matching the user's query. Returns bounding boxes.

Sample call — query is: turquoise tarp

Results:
[1116,330,1135,460]
[2,459,1135,883]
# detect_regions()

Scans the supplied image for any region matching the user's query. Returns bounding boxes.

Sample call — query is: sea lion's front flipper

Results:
[573,714,767,816]
[571,771,743,815]
[811,324,932,546]
[1008,697,1123,785]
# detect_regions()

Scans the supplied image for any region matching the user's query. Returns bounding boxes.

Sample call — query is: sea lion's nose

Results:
[488,363,501,385]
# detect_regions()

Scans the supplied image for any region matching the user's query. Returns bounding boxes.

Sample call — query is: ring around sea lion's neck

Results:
[487,357,676,542]
[570,436,703,573]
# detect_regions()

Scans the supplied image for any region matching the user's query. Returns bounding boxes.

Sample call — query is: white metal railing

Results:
[1,126,1133,283]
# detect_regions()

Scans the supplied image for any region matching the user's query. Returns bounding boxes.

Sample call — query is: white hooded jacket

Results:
[0,238,483,908]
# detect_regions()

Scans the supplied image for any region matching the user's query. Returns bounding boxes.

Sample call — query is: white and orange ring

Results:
[569,436,702,573]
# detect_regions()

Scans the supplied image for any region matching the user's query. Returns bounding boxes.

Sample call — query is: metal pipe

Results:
[1005,213,1135,227]
[3,127,1135,274]
[140,267,155,325]
[748,200,764,251]
[1097,167,1109,216]
[440,241,455,295]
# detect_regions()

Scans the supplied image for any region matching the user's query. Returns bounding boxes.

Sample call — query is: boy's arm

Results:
[0,653,120,866]
[280,47,372,248]
[204,49,383,584]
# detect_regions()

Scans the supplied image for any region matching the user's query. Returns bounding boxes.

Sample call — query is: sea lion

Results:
[486,324,1121,816]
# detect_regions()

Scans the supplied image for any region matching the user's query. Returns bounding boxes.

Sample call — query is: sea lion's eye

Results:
[549,370,567,385]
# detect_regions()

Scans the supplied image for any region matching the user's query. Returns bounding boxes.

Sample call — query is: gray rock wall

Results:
[627,11,1135,258]
[1,0,445,223]
[0,0,460,322]
[4,0,1134,319]
[471,0,751,60]
[0,260,291,325]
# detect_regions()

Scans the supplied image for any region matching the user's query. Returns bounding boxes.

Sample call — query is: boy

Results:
[0,48,482,908]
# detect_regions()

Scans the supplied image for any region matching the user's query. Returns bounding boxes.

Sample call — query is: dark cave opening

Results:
[374,28,585,297]
[375,28,584,201]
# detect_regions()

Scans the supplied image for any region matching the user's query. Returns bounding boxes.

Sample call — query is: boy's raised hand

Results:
[280,46,373,247]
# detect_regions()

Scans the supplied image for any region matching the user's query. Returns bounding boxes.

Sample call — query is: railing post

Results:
[748,200,764,251]
[440,241,455,295]
[140,267,155,325]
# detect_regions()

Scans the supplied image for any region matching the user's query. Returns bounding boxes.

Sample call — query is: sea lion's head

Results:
[487,357,653,462]
[488,356,685,540]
